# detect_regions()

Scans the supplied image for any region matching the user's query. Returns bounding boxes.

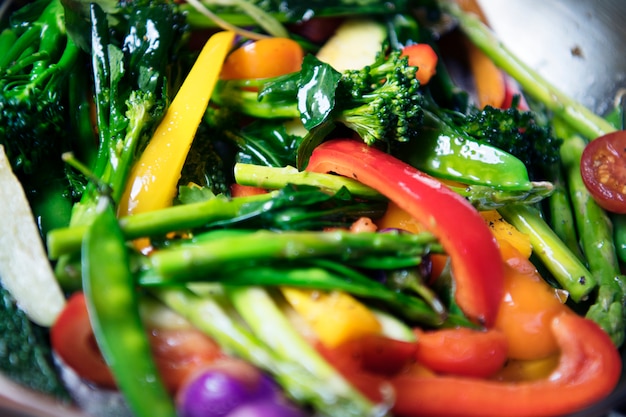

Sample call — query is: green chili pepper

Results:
[397,109,533,191]
[81,199,176,417]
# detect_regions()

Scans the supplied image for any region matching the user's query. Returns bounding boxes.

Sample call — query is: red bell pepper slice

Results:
[306,138,504,327]
[390,312,622,417]
[413,326,508,378]
[315,334,418,403]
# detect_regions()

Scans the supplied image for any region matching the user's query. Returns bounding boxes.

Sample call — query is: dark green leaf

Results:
[297,55,341,130]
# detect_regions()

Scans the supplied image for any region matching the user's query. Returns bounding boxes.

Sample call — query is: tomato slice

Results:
[50,292,116,388]
[51,292,222,392]
[580,130,626,213]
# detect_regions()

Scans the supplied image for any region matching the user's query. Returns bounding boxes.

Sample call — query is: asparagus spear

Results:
[498,203,596,302]
[558,128,625,346]
[235,163,555,211]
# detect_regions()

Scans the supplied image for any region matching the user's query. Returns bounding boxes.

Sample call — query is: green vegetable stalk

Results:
[558,129,626,346]
[82,199,176,417]
[139,228,452,325]
[144,229,440,282]
[234,163,554,211]
[498,203,596,302]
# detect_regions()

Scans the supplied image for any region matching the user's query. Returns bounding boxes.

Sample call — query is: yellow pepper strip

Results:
[481,210,532,259]
[492,354,560,382]
[281,288,382,348]
[118,31,235,217]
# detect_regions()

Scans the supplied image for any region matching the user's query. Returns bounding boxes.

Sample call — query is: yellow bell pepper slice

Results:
[281,287,382,348]
[118,31,235,217]
[481,210,532,259]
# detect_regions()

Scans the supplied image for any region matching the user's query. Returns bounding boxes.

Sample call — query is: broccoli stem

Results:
[0,26,39,70]
[441,1,615,139]
[498,204,596,302]
[0,30,18,66]
[559,131,626,346]
[152,286,387,417]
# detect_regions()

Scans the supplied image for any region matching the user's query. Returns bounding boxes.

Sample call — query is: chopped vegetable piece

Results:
[0,146,65,327]
[176,358,281,417]
[281,288,382,348]
[480,210,531,259]
[580,130,626,213]
[51,292,116,389]
[400,43,438,85]
[413,326,508,378]
[494,241,570,360]
[220,37,304,80]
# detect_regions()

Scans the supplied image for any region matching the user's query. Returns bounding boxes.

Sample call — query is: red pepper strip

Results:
[413,327,508,379]
[306,138,504,327]
[390,313,622,417]
[315,334,418,403]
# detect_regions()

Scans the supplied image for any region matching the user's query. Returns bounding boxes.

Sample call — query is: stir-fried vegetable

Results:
[1,0,625,416]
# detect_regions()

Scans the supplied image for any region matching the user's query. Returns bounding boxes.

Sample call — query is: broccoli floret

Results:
[0,282,69,400]
[68,0,188,227]
[333,50,424,145]
[457,104,563,180]
[0,0,80,174]
[212,49,424,149]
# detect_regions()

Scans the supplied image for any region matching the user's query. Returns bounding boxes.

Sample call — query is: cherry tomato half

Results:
[51,292,222,392]
[580,130,626,213]
[50,292,116,388]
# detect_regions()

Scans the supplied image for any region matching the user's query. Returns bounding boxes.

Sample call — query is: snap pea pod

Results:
[81,200,176,417]
[397,109,533,191]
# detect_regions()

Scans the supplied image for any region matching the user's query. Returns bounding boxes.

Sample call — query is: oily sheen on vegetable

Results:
[306,138,504,327]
